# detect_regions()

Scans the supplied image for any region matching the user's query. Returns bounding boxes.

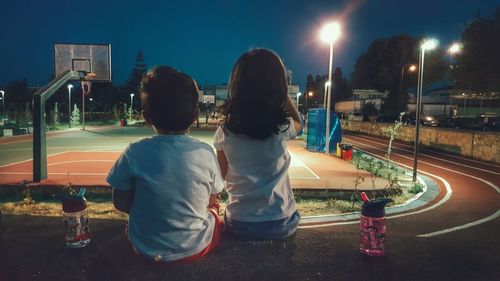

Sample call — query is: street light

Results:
[296,92,302,108]
[448,43,462,68]
[67,85,73,127]
[462,93,467,116]
[89,98,93,121]
[320,21,341,155]
[413,38,438,182]
[129,93,135,123]
[323,81,331,109]
[0,90,5,117]
[399,64,417,108]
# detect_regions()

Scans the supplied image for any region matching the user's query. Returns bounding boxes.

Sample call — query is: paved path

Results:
[0,130,498,281]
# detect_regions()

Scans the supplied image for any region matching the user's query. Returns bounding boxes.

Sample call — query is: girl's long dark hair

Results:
[223,49,290,140]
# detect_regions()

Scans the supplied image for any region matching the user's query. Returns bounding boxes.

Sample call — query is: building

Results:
[335,89,389,115]
[202,84,301,109]
[408,87,500,117]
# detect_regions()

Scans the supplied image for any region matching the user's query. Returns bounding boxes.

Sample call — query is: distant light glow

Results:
[449,43,462,54]
[421,39,438,50]
[308,91,313,97]
[67,84,73,89]
[325,81,331,86]
[409,65,417,72]
[297,92,302,97]
[320,22,341,44]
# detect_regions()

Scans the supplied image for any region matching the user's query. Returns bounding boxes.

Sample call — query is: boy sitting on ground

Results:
[107,66,224,263]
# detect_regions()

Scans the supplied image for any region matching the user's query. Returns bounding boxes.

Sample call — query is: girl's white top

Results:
[214,119,297,222]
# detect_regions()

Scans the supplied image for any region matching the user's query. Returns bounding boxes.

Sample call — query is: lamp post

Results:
[0,90,5,117]
[129,93,135,123]
[462,93,467,116]
[296,92,302,108]
[399,64,416,111]
[67,85,73,127]
[448,43,461,68]
[320,22,341,155]
[89,98,93,121]
[323,81,331,109]
[413,38,438,182]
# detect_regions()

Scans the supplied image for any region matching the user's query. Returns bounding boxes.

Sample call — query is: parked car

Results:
[442,117,486,131]
[420,115,440,127]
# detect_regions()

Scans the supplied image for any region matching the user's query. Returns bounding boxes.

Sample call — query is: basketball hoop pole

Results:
[33,70,83,182]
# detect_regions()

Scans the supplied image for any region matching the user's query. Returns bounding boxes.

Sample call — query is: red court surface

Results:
[0,151,120,186]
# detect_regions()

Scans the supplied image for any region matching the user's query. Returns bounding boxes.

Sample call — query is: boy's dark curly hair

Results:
[141,66,199,132]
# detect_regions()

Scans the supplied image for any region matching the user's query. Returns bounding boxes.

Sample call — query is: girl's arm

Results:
[285,95,302,133]
[112,189,134,214]
[216,150,228,180]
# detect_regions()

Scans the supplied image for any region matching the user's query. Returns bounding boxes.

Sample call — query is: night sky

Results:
[1,0,499,90]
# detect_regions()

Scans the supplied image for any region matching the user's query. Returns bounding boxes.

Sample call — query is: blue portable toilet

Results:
[306,108,342,153]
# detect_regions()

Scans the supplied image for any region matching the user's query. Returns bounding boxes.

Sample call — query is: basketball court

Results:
[0,126,387,190]
[0,126,320,187]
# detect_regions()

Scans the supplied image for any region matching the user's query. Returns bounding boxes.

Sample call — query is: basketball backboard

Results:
[54,43,112,82]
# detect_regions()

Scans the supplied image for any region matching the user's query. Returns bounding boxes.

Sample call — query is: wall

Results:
[341,120,500,163]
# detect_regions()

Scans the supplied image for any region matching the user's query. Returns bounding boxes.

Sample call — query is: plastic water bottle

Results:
[60,188,91,248]
[359,192,392,256]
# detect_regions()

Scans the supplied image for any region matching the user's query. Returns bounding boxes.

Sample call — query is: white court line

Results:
[0,151,70,169]
[417,210,500,237]
[350,133,500,169]
[0,172,108,176]
[48,160,116,166]
[289,152,320,179]
[0,146,126,152]
[347,135,500,176]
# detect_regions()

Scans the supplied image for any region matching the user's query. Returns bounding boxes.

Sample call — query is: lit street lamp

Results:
[462,93,467,116]
[448,43,462,68]
[320,21,341,154]
[399,64,417,107]
[323,81,331,109]
[0,90,5,117]
[129,93,135,123]
[413,38,438,182]
[67,84,73,127]
[296,92,302,108]
[89,98,93,121]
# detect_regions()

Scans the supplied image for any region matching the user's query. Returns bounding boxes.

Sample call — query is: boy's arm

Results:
[112,188,134,214]
[285,94,302,133]
[216,150,228,180]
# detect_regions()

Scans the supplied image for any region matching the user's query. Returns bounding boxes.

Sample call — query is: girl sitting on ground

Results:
[214,48,302,240]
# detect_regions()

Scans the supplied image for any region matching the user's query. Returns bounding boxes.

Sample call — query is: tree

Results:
[70,104,80,127]
[361,102,378,116]
[51,102,60,128]
[455,8,500,92]
[332,68,352,102]
[352,34,446,114]
[123,51,147,100]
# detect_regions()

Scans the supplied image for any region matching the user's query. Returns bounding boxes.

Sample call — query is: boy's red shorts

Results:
[126,209,224,265]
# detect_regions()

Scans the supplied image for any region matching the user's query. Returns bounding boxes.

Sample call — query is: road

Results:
[298,131,500,280]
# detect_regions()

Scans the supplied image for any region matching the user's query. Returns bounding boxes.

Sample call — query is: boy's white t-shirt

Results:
[107,134,224,261]
[214,120,297,222]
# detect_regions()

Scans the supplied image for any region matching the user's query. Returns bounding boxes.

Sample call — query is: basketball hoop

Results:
[81,80,92,96]
[81,72,95,96]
